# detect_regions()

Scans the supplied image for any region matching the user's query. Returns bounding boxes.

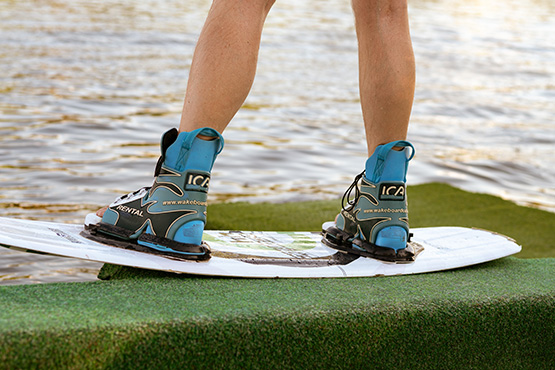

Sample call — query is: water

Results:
[1,0,553,285]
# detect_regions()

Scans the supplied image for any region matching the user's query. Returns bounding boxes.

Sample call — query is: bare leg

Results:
[179,0,275,134]
[96,0,274,217]
[352,0,415,155]
[324,1,416,258]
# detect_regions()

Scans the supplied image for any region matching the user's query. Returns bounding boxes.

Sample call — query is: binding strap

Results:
[369,140,414,183]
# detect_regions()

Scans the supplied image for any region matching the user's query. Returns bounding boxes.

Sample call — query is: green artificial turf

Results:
[1,183,554,369]
[1,258,555,369]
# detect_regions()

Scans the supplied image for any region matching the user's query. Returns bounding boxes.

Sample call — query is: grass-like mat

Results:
[1,258,554,369]
[1,183,554,369]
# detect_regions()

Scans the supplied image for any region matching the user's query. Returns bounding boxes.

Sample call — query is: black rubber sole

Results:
[83,223,211,262]
[321,226,417,263]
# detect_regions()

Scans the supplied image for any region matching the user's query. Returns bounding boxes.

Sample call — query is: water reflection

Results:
[0,0,553,284]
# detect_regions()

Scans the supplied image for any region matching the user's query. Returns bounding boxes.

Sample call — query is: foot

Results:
[85,127,224,260]
[322,140,415,262]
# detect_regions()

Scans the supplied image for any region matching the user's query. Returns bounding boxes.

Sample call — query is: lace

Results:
[341,171,365,212]
[114,187,151,203]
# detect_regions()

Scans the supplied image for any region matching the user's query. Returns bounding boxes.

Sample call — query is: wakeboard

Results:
[0,217,521,278]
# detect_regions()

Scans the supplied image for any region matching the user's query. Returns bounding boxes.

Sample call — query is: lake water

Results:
[1,0,554,285]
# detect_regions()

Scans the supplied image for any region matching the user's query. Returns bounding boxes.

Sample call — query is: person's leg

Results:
[353,0,415,155]
[89,0,275,258]
[180,0,276,134]
[323,0,416,262]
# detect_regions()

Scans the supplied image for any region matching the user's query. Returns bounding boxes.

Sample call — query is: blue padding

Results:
[185,137,220,172]
[101,208,119,224]
[137,239,205,255]
[375,226,408,251]
[365,140,414,183]
[380,149,408,182]
[164,128,224,172]
[173,220,204,245]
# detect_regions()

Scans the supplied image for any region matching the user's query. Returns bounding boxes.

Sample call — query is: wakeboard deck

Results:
[0,217,520,278]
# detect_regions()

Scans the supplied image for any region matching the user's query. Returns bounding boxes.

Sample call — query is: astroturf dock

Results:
[1,184,554,369]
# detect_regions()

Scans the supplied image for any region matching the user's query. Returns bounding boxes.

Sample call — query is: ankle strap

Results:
[183,127,225,155]
[370,140,414,183]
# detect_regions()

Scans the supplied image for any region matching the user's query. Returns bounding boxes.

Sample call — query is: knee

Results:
[352,0,408,20]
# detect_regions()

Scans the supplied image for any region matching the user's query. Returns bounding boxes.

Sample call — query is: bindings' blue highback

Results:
[322,140,416,263]
[86,127,223,261]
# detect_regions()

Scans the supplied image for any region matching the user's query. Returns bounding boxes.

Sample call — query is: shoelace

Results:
[115,186,151,202]
[341,170,365,212]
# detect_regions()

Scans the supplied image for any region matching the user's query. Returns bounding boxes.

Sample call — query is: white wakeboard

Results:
[0,217,520,278]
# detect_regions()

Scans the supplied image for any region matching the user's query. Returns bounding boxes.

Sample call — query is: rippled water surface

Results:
[1,0,554,285]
